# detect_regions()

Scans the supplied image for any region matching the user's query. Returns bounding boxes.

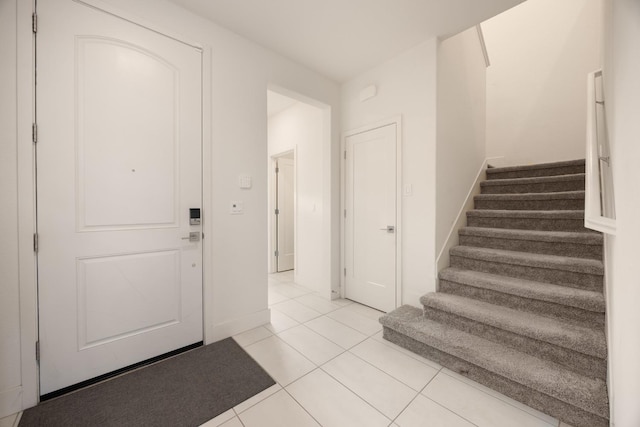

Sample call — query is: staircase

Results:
[380,159,609,427]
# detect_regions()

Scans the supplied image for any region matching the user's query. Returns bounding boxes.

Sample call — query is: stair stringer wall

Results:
[436,158,487,283]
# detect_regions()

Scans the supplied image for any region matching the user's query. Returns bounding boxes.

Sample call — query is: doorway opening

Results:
[267,88,331,298]
[272,150,295,272]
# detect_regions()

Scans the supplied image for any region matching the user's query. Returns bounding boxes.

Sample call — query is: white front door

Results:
[276,157,295,272]
[345,123,398,312]
[37,0,203,396]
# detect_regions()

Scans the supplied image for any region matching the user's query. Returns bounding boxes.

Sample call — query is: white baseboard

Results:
[435,159,489,286]
[208,309,271,343]
[0,386,22,419]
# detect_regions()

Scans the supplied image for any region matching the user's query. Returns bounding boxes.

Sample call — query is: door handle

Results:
[181,231,200,242]
[379,226,395,233]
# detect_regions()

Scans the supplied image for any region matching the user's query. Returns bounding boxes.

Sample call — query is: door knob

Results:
[379,226,395,233]
[181,231,200,242]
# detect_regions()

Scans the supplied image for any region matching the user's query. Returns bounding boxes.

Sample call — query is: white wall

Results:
[483,0,603,166]
[4,0,341,413]
[341,39,438,307]
[436,27,487,255]
[603,0,640,425]
[268,101,327,295]
[0,0,24,417]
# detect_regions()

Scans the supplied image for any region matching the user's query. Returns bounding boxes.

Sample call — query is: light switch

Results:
[230,201,244,214]
[239,175,252,189]
[403,184,413,196]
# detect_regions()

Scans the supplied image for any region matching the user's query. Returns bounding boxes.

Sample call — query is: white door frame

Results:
[15,0,213,408]
[269,149,296,274]
[340,116,403,307]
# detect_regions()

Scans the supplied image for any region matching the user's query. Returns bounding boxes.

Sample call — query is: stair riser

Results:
[459,235,603,260]
[486,165,585,180]
[439,280,605,329]
[422,306,607,380]
[466,215,591,232]
[474,198,584,211]
[450,255,603,292]
[481,181,584,194]
[383,327,608,427]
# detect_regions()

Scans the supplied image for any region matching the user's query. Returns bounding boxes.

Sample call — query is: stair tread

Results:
[439,267,605,312]
[420,292,606,358]
[475,190,585,201]
[380,305,608,418]
[481,173,585,186]
[450,245,604,275]
[486,159,585,175]
[459,226,603,245]
[467,209,585,219]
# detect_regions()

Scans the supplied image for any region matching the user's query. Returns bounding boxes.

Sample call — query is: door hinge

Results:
[275,208,280,215]
[32,123,37,144]
[32,13,37,34]
[33,233,39,253]
[35,341,40,362]
[275,167,279,174]
[344,209,346,218]
[274,250,279,257]
[344,151,347,160]
[344,267,347,276]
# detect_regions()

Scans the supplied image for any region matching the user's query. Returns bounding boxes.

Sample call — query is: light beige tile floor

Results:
[0,271,573,427]
[216,271,569,427]
[0,412,19,427]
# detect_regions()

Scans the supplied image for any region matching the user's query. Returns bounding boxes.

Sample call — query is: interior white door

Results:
[345,124,397,312]
[37,0,203,395]
[276,157,295,272]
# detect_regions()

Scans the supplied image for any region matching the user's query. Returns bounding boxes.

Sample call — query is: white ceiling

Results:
[165,0,525,82]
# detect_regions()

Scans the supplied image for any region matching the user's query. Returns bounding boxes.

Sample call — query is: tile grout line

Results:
[373,335,444,371]
[389,391,425,426]
[324,310,382,337]
[345,344,436,392]
[247,333,323,382]
[231,383,283,417]
[301,320,369,351]
[292,293,344,312]
[274,324,347,365]
[394,369,481,427]
[232,327,274,348]
[316,362,394,423]
[282,384,324,427]
[438,370,560,426]
[270,303,324,323]
[423,394,481,427]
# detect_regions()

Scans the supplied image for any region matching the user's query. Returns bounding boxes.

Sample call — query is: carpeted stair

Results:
[380,159,609,426]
